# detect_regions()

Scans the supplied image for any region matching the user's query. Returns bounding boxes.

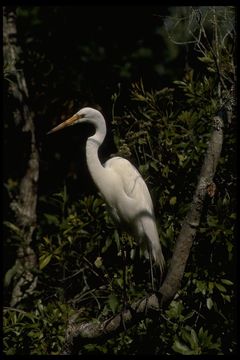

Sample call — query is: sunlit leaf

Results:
[220,279,233,286]
[206,297,213,310]
[39,254,52,270]
[172,339,194,355]
[94,257,103,268]
[169,196,177,205]
[215,283,227,293]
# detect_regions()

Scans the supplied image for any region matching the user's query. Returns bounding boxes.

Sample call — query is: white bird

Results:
[48,107,165,275]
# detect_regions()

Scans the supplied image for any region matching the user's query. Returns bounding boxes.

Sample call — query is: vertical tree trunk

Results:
[3,7,39,306]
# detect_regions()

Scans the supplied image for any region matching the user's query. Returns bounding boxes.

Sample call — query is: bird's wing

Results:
[104,157,153,212]
[104,157,165,273]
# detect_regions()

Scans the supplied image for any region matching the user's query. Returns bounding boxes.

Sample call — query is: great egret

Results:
[48,107,165,276]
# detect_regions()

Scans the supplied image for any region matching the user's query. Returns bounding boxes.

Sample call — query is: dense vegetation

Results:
[3,6,236,355]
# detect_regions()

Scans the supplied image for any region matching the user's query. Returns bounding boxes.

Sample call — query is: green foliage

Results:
[172,326,222,355]
[3,6,236,356]
[3,301,74,355]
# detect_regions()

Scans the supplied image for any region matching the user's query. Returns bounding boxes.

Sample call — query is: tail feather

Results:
[141,216,165,275]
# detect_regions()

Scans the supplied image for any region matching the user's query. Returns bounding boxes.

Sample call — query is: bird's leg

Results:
[149,251,155,292]
[147,245,156,293]
[121,232,128,308]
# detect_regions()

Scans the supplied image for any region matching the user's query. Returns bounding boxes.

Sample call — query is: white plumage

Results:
[104,157,165,273]
[48,107,165,275]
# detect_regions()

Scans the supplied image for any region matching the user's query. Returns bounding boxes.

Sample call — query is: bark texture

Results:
[3,7,39,306]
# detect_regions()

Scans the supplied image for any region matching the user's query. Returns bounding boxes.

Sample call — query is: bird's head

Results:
[47,107,103,135]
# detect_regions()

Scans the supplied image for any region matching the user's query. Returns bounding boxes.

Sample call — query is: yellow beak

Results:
[47,113,81,134]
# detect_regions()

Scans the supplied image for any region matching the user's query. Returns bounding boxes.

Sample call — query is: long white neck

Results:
[86,117,107,192]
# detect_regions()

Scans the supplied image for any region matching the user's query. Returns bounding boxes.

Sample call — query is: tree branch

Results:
[3,7,39,307]
[61,114,223,354]
[160,115,223,303]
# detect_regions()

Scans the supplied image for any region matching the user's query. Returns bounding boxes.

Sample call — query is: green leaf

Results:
[180,327,199,350]
[43,236,51,244]
[94,256,103,268]
[108,294,119,314]
[162,165,169,178]
[197,56,214,64]
[215,283,227,293]
[150,160,159,172]
[4,264,19,287]
[169,196,177,205]
[102,237,112,253]
[39,254,52,270]
[190,328,199,348]
[3,221,22,236]
[221,294,231,302]
[43,213,59,226]
[198,326,204,338]
[208,281,214,294]
[183,311,195,321]
[174,80,187,86]
[177,153,187,166]
[195,280,207,295]
[166,300,183,319]
[207,66,216,73]
[220,279,233,286]
[206,297,213,310]
[166,224,174,240]
[172,339,194,355]
[114,230,120,251]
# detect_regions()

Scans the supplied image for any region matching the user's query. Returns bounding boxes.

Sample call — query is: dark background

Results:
[6,6,185,198]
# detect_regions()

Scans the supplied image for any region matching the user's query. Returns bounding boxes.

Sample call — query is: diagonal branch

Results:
[61,115,224,354]
[159,115,223,303]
